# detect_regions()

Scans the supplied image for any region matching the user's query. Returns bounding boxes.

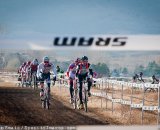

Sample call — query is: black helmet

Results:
[152,75,155,78]
[81,56,88,61]
[140,72,143,75]
[89,68,93,72]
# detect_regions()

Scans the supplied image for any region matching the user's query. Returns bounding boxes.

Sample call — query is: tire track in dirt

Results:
[0,86,109,126]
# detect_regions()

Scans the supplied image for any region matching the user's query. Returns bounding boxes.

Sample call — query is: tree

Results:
[112,69,120,77]
[134,65,145,74]
[122,67,128,76]
[145,61,160,76]
[133,61,160,77]
[91,63,110,77]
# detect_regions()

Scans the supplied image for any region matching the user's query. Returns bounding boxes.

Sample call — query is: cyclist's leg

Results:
[69,78,74,100]
[26,71,28,82]
[46,73,51,100]
[39,73,44,99]
[88,80,92,96]
[28,71,31,85]
[31,71,33,83]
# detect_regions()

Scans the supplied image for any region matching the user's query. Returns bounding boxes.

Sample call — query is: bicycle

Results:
[41,78,50,110]
[21,72,26,87]
[81,79,88,112]
[26,68,32,88]
[31,71,38,90]
[75,79,88,112]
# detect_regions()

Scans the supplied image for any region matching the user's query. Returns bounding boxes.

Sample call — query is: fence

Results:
[57,76,160,125]
[0,71,160,125]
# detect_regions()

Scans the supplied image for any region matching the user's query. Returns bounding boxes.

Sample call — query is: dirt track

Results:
[0,83,111,126]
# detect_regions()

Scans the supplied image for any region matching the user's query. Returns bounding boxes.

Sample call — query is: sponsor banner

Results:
[1,35,160,50]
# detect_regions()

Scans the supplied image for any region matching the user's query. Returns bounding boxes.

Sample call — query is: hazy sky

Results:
[0,0,160,49]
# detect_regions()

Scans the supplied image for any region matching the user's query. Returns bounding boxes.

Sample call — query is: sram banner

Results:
[52,35,160,50]
[54,37,127,46]
[2,35,159,50]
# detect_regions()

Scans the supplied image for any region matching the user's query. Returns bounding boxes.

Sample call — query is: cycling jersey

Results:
[67,63,77,79]
[37,62,57,77]
[30,61,38,72]
[18,65,24,73]
[77,63,90,75]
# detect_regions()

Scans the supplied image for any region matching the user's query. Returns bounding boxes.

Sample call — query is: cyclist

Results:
[21,62,27,85]
[25,61,32,85]
[56,65,61,73]
[30,59,39,85]
[151,75,159,84]
[76,56,90,109]
[67,58,81,103]
[31,59,39,73]
[17,62,26,82]
[133,73,139,82]
[37,56,57,101]
[138,72,145,83]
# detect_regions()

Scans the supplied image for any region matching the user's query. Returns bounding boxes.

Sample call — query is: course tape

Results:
[142,106,158,111]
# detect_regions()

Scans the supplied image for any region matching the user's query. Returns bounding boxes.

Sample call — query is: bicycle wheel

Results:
[73,89,77,109]
[44,81,50,110]
[42,100,46,109]
[33,75,36,90]
[46,99,50,110]
[84,89,88,112]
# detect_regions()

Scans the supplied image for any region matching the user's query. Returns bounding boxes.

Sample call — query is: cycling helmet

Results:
[43,56,49,63]
[81,56,88,61]
[140,72,143,76]
[75,57,81,63]
[135,74,139,78]
[89,68,93,72]
[23,62,26,66]
[152,75,155,79]
[33,58,38,64]
[27,61,31,65]
[34,58,38,62]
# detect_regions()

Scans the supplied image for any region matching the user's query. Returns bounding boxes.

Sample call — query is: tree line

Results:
[0,52,159,78]
[90,61,160,78]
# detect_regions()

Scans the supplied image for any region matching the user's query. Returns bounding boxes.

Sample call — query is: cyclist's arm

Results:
[52,64,57,77]
[37,64,41,78]
[86,63,91,74]
[76,65,80,77]
[66,65,70,77]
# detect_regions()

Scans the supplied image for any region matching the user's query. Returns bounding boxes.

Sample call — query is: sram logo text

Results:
[53,37,127,47]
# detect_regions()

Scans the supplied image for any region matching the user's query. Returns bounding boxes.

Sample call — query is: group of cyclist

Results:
[67,56,97,109]
[18,58,39,86]
[18,55,96,109]
[133,72,159,84]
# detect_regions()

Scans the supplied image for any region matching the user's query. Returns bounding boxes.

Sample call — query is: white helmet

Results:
[43,56,49,63]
